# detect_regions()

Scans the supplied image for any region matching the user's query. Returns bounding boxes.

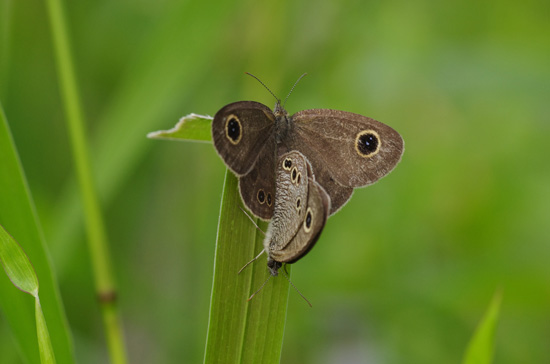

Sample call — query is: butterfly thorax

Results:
[273,101,292,144]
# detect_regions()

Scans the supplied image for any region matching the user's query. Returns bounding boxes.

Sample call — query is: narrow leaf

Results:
[462,290,502,364]
[147,114,213,142]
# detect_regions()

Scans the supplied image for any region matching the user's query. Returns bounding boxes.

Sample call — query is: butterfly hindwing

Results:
[265,151,330,264]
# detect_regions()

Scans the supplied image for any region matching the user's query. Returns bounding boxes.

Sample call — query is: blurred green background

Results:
[1,0,549,362]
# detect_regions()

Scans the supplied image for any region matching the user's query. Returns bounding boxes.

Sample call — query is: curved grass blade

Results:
[462,290,502,364]
[0,104,74,363]
[0,224,56,364]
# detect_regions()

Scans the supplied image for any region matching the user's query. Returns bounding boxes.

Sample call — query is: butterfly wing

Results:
[238,140,276,220]
[265,151,331,264]
[274,179,330,264]
[288,109,404,211]
[212,101,278,219]
[212,101,276,176]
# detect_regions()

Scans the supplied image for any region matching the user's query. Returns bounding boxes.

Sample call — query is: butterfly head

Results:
[267,258,282,276]
[244,72,306,122]
[273,100,289,119]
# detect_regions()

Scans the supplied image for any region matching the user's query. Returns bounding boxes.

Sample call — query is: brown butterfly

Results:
[212,73,404,222]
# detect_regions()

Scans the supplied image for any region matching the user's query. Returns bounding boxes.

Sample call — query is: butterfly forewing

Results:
[290,109,404,187]
[212,101,276,176]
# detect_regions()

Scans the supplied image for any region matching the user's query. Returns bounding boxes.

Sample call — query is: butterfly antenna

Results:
[239,207,266,235]
[280,266,312,307]
[283,73,307,108]
[245,72,280,103]
[238,249,266,274]
[247,274,273,301]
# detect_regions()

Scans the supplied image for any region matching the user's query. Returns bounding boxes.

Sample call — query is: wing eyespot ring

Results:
[303,207,313,233]
[355,129,381,158]
[225,115,243,145]
[283,158,292,170]
[257,189,266,204]
[291,167,298,183]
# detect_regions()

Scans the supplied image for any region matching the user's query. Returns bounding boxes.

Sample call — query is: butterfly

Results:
[212,74,404,222]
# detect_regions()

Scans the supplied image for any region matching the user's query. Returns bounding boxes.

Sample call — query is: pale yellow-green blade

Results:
[147,113,213,142]
[0,224,39,297]
[462,291,502,364]
[36,298,57,364]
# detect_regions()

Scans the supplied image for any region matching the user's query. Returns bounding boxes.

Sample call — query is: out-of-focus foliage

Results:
[0,0,548,362]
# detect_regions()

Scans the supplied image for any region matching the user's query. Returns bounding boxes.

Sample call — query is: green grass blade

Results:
[0,104,74,363]
[203,171,290,364]
[147,114,213,142]
[462,291,502,364]
[0,225,56,364]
